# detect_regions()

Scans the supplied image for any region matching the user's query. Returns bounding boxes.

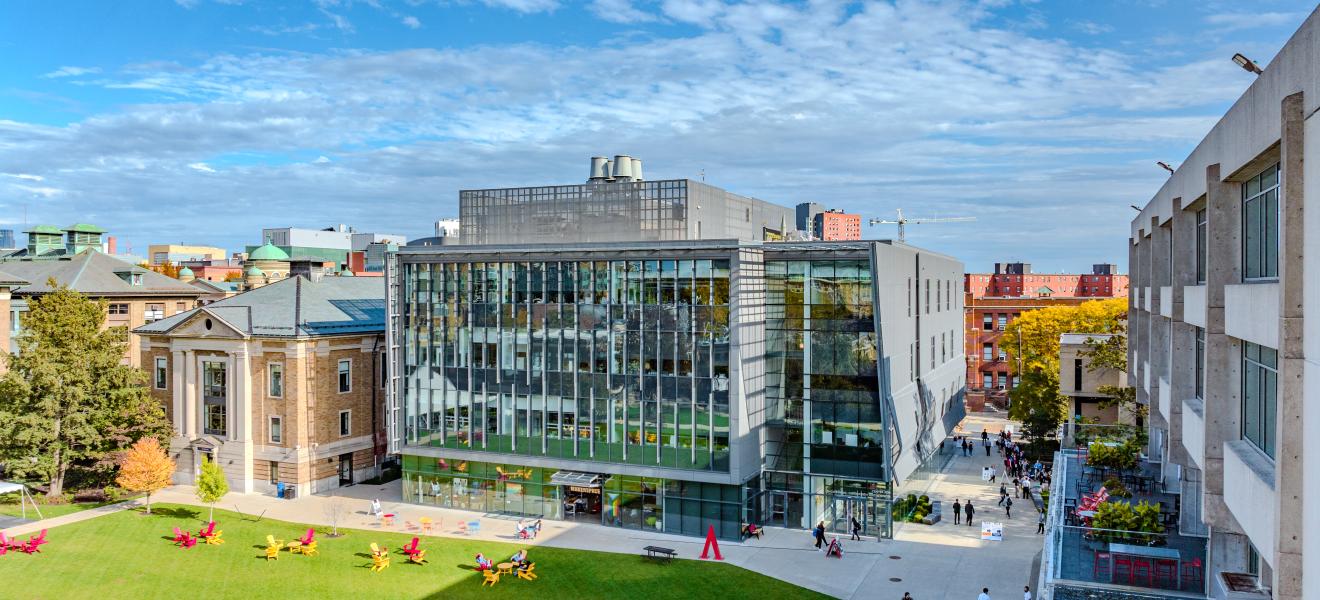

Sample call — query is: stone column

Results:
[1168,198,1196,465]
[171,350,186,436]
[1203,162,1245,534]
[1149,219,1172,436]
[1273,91,1305,600]
[183,349,198,438]
[233,346,255,493]
[0,287,11,375]
[1134,230,1152,411]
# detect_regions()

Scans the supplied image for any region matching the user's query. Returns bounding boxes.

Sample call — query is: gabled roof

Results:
[64,223,107,234]
[0,268,27,287]
[135,275,384,339]
[0,251,204,297]
[25,224,62,235]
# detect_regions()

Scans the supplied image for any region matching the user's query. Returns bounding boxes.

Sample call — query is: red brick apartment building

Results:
[813,210,861,240]
[963,262,1129,410]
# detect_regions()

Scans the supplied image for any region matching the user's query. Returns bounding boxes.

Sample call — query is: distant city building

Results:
[434,218,460,239]
[0,229,16,250]
[0,223,109,260]
[812,209,861,241]
[251,225,406,273]
[147,244,227,266]
[795,202,824,233]
[458,155,795,245]
[136,275,385,496]
[962,263,1128,410]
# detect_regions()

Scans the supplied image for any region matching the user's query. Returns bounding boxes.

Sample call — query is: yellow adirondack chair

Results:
[370,554,390,573]
[264,544,280,561]
[517,563,538,581]
[369,542,387,557]
[481,570,499,587]
[205,530,225,545]
[266,535,284,548]
[300,541,319,557]
[407,548,427,565]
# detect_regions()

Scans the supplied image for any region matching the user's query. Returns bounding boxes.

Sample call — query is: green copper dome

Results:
[178,266,195,277]
[340,270,355,277]
[245,266,265,276]
[248,242,290,261]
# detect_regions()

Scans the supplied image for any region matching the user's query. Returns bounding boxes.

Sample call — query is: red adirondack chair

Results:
[299,528,315,546]
[172,527,190,543]
[0,532,9,556]
[22,530,47,554]
[180,534,197,550]
[197,521,217,539]
[401,537,421,557]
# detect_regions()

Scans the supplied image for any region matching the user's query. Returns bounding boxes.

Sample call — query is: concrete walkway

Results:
[2,497,145,537]
[2,410,1040,599]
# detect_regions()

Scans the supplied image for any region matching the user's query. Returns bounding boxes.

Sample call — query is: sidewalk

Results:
[2,497,144,537]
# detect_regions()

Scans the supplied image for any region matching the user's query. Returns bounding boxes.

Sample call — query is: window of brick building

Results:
[339,410,351,437]
[338,359,352,393]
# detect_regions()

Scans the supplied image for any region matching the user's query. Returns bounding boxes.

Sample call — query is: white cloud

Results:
[589,0,657,24]
[1072,20,1112,35]
[313,155,332,163]
[42,66,101,78]
[401,15,422,28]
[1204,11,1304,32]
[481,0,558,13]
[14,185,62,198]
[2,173,45,182]
[188,162,217,173]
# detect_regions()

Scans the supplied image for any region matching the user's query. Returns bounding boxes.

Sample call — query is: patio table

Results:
[1109,543,1180,587]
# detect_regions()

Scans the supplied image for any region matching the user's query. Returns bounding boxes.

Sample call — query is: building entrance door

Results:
[338,453,353,486]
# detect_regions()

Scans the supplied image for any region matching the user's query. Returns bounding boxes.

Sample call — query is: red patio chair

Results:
[299,528,315,546]
[197,521,216,539]
[1181,558,1204,591]
[172,527,189,543]
[1092,552,1111,582]
[401,537,421,557]
[22,530,47,554]
[180,534,197,550]
[1114,555,1134,583]
[0,533,9,556]
[1130,558,1152,586]
[1153,559,1177,588]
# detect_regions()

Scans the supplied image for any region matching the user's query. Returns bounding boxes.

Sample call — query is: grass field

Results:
[0,503,826,600]
[0,496,137,520]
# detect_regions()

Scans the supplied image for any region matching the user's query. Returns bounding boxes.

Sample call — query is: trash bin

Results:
[285,486,297,500]
[276,482,286,499]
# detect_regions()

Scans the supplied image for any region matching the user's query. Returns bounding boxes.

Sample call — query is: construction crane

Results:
[868,208,976,242]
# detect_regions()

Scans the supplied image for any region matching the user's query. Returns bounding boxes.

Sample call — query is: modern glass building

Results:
[385,239,965,540]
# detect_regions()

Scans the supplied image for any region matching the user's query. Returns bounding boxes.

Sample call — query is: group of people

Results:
[475,549,535,575]
[898,585,1033,599]
[811,521,845,557]
[515,519,543,539]
[952,431,993,456]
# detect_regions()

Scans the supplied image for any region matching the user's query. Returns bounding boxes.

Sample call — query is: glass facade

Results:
[1241,342,1277,458]
[399,257,733,470]
[756,255,892,539]
[1241,163,1279,280]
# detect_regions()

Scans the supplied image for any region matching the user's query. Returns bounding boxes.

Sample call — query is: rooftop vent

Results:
[611,154,633,181]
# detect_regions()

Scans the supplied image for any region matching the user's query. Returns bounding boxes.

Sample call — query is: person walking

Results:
[984,439,992,456]
[989,468,997,484]
[813,521,827,549]
[1023,585,1032,600]
[1036,510,1046,534]
[1004,495,1013,518]
[964,500,975,526]
[850,516,862,541]
[952,499,962,525]
[902,593,913,600]
[978,587,991,600]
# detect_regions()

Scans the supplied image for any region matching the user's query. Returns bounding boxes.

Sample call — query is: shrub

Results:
[1102,477,1132,498]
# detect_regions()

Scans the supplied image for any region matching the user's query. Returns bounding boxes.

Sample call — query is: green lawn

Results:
[0,503,827,600]
[0,496,137,520]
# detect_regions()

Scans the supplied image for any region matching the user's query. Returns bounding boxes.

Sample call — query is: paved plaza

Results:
[4,410,1039,599]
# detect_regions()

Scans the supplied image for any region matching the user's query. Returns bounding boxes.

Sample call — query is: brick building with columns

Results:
[135,274,386,496]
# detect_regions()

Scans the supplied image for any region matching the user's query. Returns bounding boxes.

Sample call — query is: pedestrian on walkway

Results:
[850,516,862,541]
[1023,585,1032,600]
[902,593,913,600]
[978,587,991,600]
[814,521,827,549]
[984,439,992,456]
[989,467,996,484]
[1004,496,1013,518]
[952,499,962,525]
[1036,510,1046,534]
[964,500,975,526]
[997,484,1007,506]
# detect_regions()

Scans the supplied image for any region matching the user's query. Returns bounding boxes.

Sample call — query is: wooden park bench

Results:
[643,546,677,563]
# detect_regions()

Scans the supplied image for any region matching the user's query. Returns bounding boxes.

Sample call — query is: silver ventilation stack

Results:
[589,156,611,181]
[611,154,634,181]
[630,158,643,181]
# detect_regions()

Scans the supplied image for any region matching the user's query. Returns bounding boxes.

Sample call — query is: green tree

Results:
[1001,298,1128,429]
[196,456,229,522]
[0,281,171,498]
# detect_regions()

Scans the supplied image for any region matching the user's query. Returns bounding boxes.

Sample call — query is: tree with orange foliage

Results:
[115,437,176,514]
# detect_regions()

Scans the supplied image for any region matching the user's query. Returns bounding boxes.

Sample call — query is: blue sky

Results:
[0,0,1314,271]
